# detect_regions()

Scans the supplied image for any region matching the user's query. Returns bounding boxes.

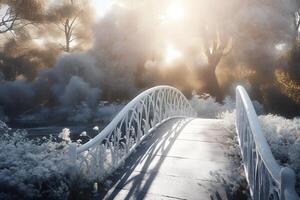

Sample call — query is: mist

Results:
[0,0,300,121]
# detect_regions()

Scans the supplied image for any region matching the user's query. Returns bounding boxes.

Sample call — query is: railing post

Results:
[280,167,298,200]
[68,143,77,163]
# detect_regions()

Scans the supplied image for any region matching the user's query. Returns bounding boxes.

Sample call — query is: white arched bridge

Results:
[68,86,300,200]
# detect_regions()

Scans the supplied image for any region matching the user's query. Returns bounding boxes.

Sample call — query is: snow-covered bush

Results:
[0,80,36,115]
[220,111,300,193]
[190,92,264,119]
[190,93,235,118]
[94,103,125,123]
[0,120,9,134]
[58,128,71,143]
[44,53,102,106]
[0,124,93,200]
[59,76,101,108]
[258,115,300,191]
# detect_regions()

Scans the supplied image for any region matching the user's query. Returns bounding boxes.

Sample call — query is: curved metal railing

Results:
[69,86,196,179]
[236,86,299,200]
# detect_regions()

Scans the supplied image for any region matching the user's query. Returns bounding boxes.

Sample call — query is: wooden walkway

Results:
[101,118,235,200]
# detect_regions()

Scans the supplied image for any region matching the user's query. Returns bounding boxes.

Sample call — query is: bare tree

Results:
[200,24,232,101]
[0,5,18,34]
[54,1,78,52]
[0,1,44,36]
[53,0,93,52]
[58,16,78,52]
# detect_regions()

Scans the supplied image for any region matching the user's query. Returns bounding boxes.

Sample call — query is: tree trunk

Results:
[202,66,223,102]
[65,35,70,52]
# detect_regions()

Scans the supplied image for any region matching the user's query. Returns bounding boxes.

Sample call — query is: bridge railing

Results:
[69,86,196,179]
[236,86,299,200]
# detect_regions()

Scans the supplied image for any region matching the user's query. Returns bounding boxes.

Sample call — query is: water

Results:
[9,121,107,141]
[6,103,124,140]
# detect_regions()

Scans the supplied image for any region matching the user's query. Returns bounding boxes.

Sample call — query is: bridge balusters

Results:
[236,86,299,200]
[73,86,197,180]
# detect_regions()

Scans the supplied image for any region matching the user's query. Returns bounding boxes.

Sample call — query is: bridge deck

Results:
[101,118,235,200]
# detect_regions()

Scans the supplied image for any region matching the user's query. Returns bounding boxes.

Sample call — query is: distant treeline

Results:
[0,0,299,119]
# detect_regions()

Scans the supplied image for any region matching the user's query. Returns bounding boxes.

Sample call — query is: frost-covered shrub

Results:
[217,111,251,199]
[58,128,71,143]
[190,92,264,119]
[0,120,9,134]
[40,53,103,109]
[59,76,101,107]
[94,103,125,123]
[259,115,299,164]
[190,93,235,118]
[219,111,241,162]
[221,111,300,194]
[0,124,93,200]
[258,115,300,191]
[0,80,36,115]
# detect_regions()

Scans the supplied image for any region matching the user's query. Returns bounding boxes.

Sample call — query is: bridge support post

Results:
[280,167,298,200]
[68,143,77,163]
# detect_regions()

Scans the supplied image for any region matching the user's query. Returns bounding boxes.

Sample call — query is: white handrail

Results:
[70,85,196,179]
[236,85,299,200]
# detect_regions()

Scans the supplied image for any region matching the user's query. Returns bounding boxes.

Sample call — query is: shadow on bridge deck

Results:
[99,118,237,200]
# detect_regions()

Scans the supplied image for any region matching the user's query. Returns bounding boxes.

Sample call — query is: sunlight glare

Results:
[164,44,182,64]
[166,2,184,21]
[93,0,114,18]
[160,1,185,22]
[275,43,286,52]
